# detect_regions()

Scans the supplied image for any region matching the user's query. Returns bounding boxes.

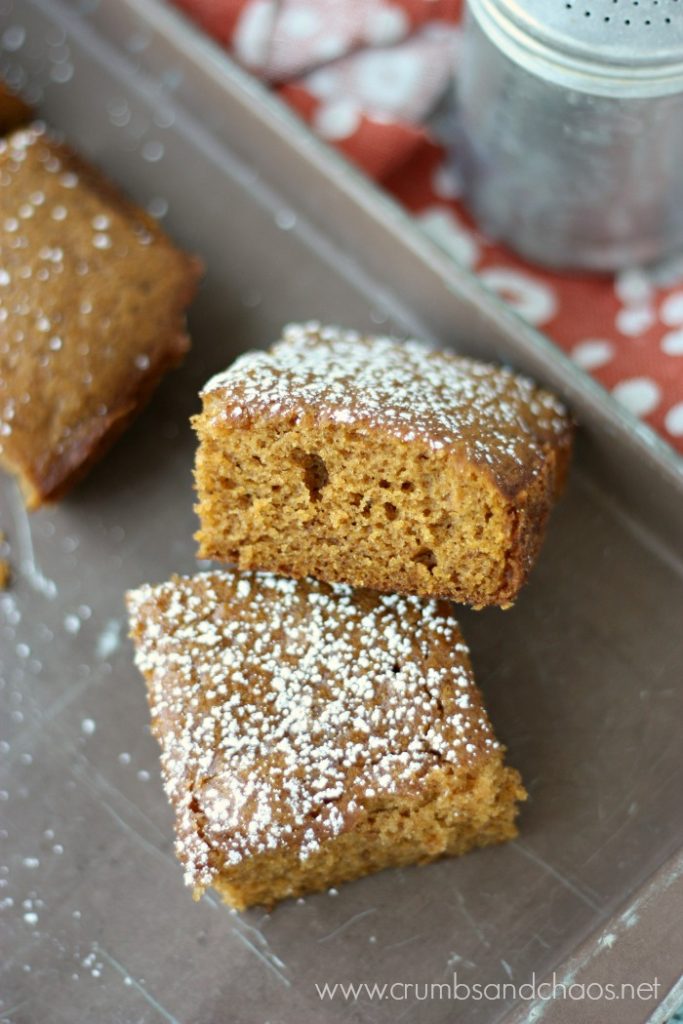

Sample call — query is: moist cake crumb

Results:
[0,124,201,507]
[127,569,526,909]
[193,323,573,607]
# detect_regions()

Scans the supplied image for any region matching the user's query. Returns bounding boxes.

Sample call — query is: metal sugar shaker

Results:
[455,0,683,271]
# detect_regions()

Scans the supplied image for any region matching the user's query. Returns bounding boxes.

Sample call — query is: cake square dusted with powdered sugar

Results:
[0,124,201,507]
[193,322,573,608]
[127,569,525,909]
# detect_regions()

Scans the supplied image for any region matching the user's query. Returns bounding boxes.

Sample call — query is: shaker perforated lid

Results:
[469,0,683,91]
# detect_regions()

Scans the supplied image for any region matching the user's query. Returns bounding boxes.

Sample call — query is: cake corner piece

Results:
[193,322,573,608]
[0,124,202,508]
[126,569,526,910]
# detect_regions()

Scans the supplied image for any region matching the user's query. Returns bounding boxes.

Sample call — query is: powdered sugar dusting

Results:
[127,569,500,890]
[203,322,570,485]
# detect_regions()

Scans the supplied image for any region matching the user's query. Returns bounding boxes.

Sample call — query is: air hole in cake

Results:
[384,502,397,521]
[361,502,372,518]
[291,448,329,502]
[401,481,414,492]
[392,662,401,674]
[238,494,253,509]
[379,479,390,489]
[414,548,437,571]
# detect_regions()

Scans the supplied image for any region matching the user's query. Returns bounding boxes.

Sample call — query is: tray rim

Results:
[14,1,683,1020]
[95,2,683,1016]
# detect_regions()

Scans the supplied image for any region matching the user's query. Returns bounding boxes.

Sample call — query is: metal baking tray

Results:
[1,1,682,1022]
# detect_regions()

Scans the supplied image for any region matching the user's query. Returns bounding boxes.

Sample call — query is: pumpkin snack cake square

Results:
[193,323,573,608]
[127,568,525,910]
[0,125,201,507]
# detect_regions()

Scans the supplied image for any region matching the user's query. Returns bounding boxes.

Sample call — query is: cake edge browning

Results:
[495,427,573,606]
[0,83,32,135]
[16,323,195,508]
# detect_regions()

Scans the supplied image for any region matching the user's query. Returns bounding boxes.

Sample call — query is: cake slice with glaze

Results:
[127,569,526,910]
[193,323,573,608]
[0,125,201,507]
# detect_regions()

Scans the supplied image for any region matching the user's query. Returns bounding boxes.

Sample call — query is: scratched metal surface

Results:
[0,1,682,1023]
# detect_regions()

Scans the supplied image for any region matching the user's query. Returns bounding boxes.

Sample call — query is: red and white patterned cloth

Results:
[173,0,683,455]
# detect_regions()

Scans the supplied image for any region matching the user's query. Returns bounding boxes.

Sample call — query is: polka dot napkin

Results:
[171,0,683,456]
